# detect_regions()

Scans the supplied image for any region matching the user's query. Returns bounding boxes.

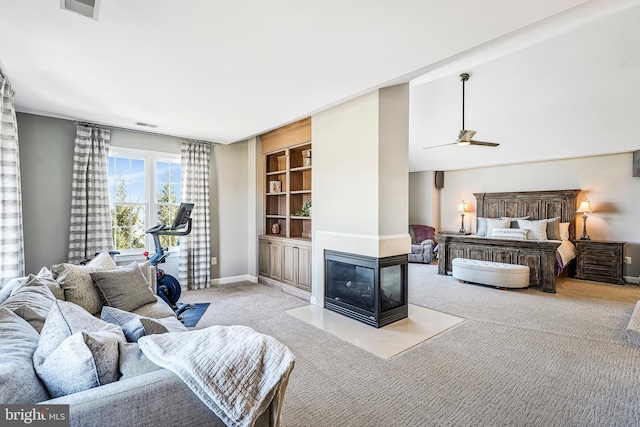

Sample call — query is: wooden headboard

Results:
[474,189,581,242]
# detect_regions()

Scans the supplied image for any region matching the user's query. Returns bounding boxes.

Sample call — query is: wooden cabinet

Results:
[259,118,312,298]
[258,237,282,281]
[282,240,311,291]
[574,240,626,284]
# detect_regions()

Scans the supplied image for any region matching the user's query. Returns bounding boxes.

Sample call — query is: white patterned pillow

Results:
[517,219,548,240]
[485,218,510,238]
[490,228,528,240]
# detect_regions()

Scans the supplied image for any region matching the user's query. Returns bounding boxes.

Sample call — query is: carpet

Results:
[286,304,464,359]
[178,303,210,327]
[169,267,640,426]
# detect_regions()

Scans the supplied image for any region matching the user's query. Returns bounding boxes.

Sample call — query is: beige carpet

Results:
[286,304,464,359]
[177,264,640,427]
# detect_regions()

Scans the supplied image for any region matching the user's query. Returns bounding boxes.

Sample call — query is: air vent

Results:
[60,0,101,20]
[135,122,159,129]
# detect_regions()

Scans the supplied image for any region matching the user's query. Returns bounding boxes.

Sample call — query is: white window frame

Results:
[108,146,181,256]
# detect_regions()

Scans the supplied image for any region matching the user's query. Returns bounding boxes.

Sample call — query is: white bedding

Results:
[555,239,577,267]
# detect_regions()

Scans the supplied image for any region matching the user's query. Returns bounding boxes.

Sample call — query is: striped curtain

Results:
[0,71,25,286]
[179,140,211,290]
[67,125,114,263]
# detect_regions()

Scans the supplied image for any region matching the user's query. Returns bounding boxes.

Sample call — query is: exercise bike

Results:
[145,202,195,319]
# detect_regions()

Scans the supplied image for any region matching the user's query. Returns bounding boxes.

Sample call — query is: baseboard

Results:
[211,274,257,285]
[624,275,640,285]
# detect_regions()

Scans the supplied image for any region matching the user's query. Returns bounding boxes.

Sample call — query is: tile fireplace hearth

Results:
[324,250,408,328]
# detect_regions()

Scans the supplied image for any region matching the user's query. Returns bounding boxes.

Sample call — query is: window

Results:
[108,147,181,253]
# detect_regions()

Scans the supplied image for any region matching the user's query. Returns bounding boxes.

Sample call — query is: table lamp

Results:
[457,200,470,234]
[576,199,592,240]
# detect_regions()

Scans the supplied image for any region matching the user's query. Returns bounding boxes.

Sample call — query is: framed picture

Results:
[269,180,282,193]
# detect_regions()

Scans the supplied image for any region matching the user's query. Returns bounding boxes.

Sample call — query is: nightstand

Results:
[574,240,626,285]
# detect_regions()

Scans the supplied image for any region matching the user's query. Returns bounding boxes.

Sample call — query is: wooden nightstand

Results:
[574,240,626,285]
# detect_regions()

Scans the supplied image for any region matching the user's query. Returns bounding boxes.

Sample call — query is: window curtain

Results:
[179,140,211,290]
[0,71,25,286]
[67,125,114,264]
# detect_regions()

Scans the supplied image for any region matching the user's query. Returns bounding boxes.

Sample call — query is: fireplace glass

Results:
[324,250,408,328]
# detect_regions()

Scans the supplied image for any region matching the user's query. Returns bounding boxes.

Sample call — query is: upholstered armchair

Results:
[408,225,436,263]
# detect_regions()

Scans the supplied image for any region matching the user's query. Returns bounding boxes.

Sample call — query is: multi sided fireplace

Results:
[324,250,408,328]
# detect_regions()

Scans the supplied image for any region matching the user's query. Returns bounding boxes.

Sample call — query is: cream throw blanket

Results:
[138,325,295,427]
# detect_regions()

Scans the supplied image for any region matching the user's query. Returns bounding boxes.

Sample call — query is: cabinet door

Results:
[296,245,311,291]
[258,239,271,277]
[269,241,283,281]
[282,244,296,286]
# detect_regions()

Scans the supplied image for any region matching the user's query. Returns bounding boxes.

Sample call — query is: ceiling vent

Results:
[60,0,101,20]
[135,122,159,129]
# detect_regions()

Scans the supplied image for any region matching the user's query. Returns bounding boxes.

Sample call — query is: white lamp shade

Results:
[576,200,593,214]
[457,201,470,213]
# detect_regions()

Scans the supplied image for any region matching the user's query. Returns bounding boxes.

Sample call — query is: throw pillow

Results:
[559,222,571,241]
[0,308,51,403]
[33,300,125,398]
[118,342,162,380]
[101,306,187,342]
[91,262,157,313]
[490,228,528,241]
[517,219,548,240]
[51,251,117,315]
[1,274,56,333]
[485,218,510,238]
[546,217,561,240]
[501,216,531,229]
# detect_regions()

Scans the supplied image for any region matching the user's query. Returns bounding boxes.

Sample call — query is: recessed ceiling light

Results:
[60,0,101,20]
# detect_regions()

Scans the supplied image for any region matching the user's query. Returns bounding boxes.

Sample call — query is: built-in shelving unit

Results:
[259,118,312,299]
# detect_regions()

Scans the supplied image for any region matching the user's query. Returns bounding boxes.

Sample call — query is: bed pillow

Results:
[546,217,561,240]
[486,218,510,238]
[559,222,570,241]
[476,217,487,236]
[90,262,157,313]
[490,228,528,241]
[51,252,117,315]
[501,216,531,229]
[517,219,548,240]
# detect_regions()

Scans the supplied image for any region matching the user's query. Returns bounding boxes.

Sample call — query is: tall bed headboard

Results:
[474,189,581,241]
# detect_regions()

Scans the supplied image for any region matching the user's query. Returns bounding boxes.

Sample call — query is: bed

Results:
[437,189,581,293]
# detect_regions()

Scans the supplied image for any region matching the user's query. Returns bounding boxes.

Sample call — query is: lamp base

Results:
[579,236,591,240]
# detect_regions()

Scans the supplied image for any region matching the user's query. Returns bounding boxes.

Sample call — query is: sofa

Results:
[408,224,436,263]
[0,252,290,427]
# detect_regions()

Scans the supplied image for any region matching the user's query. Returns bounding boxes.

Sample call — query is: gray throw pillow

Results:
[0,308,51,403]
[91,262,156,313]
[1,274,56,333]
[33,300,126,397]
[52,251,117,315]
[476,217,487,236]
[101,305,187,342]
[546,217,561,240]
[118,342,162,380]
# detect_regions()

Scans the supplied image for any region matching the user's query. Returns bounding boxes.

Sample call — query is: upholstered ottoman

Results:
[452,258,530,289]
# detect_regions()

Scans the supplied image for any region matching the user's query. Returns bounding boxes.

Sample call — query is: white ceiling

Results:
[1,0,638,171]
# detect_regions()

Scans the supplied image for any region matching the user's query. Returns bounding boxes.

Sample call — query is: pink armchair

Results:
[408,225,436,263]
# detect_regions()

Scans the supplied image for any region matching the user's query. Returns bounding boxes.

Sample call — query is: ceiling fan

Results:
[423,73,499,150]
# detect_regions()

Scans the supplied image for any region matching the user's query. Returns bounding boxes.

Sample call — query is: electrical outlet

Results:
[624,256,631,264]
[211,257,217,266]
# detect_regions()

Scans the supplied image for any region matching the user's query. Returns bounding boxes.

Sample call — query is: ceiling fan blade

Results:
[422,142,457,150]
[469,140,500,147]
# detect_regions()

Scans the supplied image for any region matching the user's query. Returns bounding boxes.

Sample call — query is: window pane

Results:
[131,159,144,180]
[169,163,181,183]
[130,182,145,203]
[172,183,181,201]
[157,162,169,183]
[114,181,128,202]
[115,157,129,177]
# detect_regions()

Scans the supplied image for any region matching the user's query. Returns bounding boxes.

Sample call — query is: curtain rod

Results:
[74,120,214,145]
